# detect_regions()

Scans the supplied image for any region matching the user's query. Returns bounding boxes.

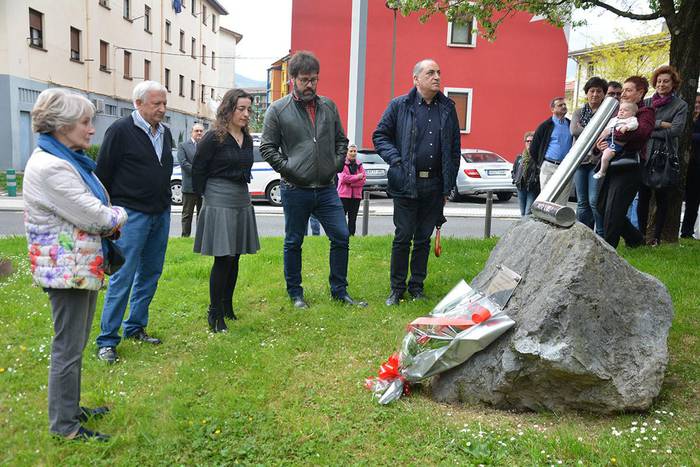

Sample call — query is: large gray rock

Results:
[430,218,674,413]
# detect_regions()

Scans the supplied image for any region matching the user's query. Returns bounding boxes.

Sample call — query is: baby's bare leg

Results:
[594,148,616,179]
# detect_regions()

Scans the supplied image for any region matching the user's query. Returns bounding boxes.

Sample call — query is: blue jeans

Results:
[280,182,349,298]
[517,189,536,216]
[97,208,170,348]
[574,165,604,236]
[307,215,321,236]
[627,193,639,229]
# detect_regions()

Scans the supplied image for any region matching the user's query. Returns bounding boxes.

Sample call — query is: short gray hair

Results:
[132,80,167,106]
[413,59,437,77]
[31,88,95,134]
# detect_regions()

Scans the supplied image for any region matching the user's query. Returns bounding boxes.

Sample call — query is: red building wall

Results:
[290,0,568,161]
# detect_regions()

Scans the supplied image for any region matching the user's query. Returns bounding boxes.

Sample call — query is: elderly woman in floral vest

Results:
[24,88,127,441]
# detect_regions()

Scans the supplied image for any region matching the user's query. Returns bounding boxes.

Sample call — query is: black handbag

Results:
[104,239,125,276]
[642,133,680,189]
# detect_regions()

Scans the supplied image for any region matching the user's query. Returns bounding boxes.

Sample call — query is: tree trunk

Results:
[645,3,700,244]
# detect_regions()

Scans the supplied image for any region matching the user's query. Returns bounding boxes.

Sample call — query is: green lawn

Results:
[1,235,698,465]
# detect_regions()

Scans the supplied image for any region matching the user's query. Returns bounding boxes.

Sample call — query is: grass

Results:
[0,235,699,465]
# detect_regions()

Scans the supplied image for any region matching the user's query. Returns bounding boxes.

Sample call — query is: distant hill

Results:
[235,74,266,90]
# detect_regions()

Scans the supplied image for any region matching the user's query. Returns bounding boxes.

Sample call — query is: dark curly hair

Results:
[584,76,608,94]
[288,51,320,78]
[213,89,253,143]
[651,65,681,91]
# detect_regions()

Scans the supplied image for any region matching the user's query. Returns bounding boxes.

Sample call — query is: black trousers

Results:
[181,192,202,237]
[597,165,644,249]
[637,184,671,242]
[681,159,700,237]
[390,179,443,294]
[341,197,361,235]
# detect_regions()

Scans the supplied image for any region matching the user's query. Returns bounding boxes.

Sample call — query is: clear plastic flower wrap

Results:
[366,266,521,404]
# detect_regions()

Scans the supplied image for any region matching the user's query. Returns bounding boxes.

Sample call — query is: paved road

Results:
[0,196,521,239]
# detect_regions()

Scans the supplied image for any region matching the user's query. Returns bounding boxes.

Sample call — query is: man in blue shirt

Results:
[530,97,573,205]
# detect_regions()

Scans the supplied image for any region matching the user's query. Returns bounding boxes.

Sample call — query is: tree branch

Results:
[583,0,665,21]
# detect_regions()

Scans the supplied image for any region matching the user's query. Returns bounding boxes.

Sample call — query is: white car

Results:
[249,144,282,206]
[449,149,516,202]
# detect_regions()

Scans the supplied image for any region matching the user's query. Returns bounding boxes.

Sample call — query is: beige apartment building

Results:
[0,0,241,170]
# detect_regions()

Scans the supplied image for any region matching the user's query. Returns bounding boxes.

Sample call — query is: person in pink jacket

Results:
[336,144,366,235]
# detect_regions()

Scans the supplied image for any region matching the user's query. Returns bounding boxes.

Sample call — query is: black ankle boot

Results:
[207,305,218,332]
[221,300,238,320]
[216,307,228,333]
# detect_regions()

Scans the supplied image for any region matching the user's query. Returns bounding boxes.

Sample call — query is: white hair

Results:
[132,80,167,106]
[31,88,95,134]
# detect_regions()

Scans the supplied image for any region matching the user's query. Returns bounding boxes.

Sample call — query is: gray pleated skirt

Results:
[193,177,260,256]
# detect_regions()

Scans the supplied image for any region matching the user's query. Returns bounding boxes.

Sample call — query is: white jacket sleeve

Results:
[39,159,127,235]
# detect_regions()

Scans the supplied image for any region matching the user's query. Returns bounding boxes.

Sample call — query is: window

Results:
[144,59,150,80]
[99,40,109,71]
[202,44,206,64]
[144,5,151,32]
[587,62,595,77]
[445,88,473,133]
[210,88,215,99]
[190,79,195,100]
[70,27,81,61]
[165,20,171,44]
[120,107,133,117]
[179,30,185,52]
[105,103,118,116]
[123,50,132,79]
[211,51,215,70]
[164,68,171,91]
[191,37,196,58]
[202,5,207,24]
[98,0,110,9]
[191,0,196,16]
[211,14,216,32]
[123,0,130,19]
[29,8,44,49]
[178,74,184,96]
[447,17,477,47]
[201,84,206,103]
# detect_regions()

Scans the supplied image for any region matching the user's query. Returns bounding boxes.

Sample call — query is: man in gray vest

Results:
[177,123,204,237]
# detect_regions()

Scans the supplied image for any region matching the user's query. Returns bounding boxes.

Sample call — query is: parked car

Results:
[449,149,516,202]
[357,149,389,195]
[170,149,183,205]
[249,144,282,206]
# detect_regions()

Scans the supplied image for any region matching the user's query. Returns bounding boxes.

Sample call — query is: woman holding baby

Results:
[596,75,655,249]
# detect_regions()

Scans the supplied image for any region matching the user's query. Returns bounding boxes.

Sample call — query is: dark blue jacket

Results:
[372,87,461,198]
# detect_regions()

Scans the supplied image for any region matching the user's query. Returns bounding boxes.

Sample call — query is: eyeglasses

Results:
[297,77,319,86]
[607,92,622,97]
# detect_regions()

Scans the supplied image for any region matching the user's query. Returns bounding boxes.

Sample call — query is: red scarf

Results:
[651,92,673,109]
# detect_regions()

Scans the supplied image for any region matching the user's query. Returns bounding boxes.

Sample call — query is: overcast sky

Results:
[219,0,665,82]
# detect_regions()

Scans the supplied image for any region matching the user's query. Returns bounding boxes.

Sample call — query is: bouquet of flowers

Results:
[366,265,520,404]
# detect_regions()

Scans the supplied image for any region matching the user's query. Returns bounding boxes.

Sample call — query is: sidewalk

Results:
[0,194,522,219]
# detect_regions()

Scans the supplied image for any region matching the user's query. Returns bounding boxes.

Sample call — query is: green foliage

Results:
[0,235,699,464]
[590,32,670,87]
[84,144,100,161]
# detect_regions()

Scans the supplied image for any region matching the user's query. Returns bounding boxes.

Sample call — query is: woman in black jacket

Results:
[512,131,538,216]
[192,89,260,332]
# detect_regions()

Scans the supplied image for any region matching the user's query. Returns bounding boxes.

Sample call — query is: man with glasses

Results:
[607,81,623,100]
[530,97,573,205]
[261,51,366,309]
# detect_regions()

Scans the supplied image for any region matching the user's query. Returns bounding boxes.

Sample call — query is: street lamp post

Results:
[386,2,398,99]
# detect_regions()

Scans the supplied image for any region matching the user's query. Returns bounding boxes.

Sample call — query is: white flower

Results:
[631,421,638,426]
[655,419,661,424]
[666,449,672,454]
